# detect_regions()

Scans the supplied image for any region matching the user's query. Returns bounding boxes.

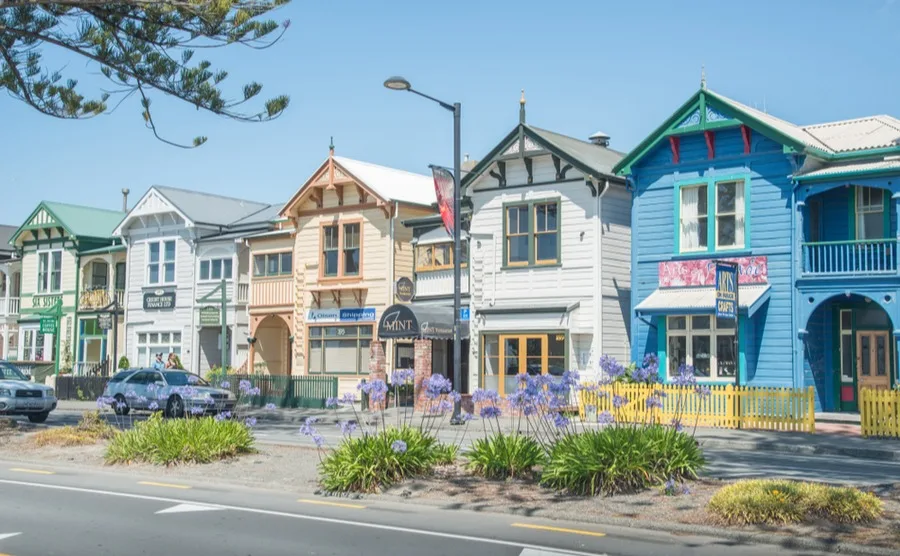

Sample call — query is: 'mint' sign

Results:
[715,262,738,320]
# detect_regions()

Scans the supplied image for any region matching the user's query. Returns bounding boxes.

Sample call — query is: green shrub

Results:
[117,356,130,370]
[466,433,545,480]
[319,427,441,493]
[34,411,117,447]
[540,425,705,496]
[105,413,254,465]
[708,480,883,525]
[205,366,233,386]
[433,442,459,466]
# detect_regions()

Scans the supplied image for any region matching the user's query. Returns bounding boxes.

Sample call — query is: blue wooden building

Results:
[616,82,900,412]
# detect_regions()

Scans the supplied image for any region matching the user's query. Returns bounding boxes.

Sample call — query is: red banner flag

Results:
[431,166,455,237]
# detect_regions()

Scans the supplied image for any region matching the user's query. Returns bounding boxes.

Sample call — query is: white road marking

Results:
[520,549,607,556]
[0,533,21,541]
[0,479,598,556]
[156,503,223,514]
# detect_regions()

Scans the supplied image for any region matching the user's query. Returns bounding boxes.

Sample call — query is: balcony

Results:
[0,297,20,316]
[801,239,898,277]
[237,281,249,304]
[79,287,126,310]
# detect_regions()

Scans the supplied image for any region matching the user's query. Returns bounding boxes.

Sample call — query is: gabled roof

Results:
[462,122,625,190]
[280,151,435,217]
[0,225,17,252]
[152,186,272,227]
[614,87,900,175]
[11,201,125,245]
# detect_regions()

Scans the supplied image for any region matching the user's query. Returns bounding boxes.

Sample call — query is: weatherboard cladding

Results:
[630,124,795,388]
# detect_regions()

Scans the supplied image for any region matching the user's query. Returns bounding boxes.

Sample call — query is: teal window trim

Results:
[850,186,891,240]
[673,174,751,255]
[501,197,562,269]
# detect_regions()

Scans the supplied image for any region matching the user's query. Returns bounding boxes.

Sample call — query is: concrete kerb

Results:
[696,437,900,463]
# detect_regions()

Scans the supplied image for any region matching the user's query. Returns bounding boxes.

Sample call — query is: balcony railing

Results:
[0,297,20,316]
[79,288,126,310]
[802,239,898,276]
[237,282,249,304]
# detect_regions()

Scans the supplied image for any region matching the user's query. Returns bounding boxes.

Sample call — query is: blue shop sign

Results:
[715,262,738,321]
[307,307,376,323]
[459,307,470,321]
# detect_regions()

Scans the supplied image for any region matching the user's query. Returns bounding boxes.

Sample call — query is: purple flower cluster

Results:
[694,385,711,398]
[189,405,205,416]
[215,411,232,422]
[612,395,629,409]
[672,364,697,387]
[645,394,664,410]
[244,417,258,427]
[359,379,388,402]
[338,420,357,435]
[669,418,684,432]
[472,388,499,405]
[299,416,325,448]
[553,412,570,429]
[390,368,415,385]
[219,380,231,389]
[264,402,277,411]
[391,440,407,454]
[479,405,502,419]
[148,401,159,411]
[325,397,339,409]
[599,355,626,383]
[597,410,615,425]
[424,374,452,400]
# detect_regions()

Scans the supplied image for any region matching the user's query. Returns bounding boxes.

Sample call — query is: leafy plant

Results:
[118,356,130,370]
[318,426,442,493]
[34,411,117,447]
[105,412,254,465]
[708,480,883,525]
[433,443,459,466]
[466,433,545,480]
[540,425,705,496]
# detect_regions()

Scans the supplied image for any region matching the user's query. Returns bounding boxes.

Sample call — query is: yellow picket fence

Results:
[860,388,900,438]
[578,384,816,433]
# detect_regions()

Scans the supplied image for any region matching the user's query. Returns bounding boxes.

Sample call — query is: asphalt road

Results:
[0,463,833,556]
[28,408,900,486]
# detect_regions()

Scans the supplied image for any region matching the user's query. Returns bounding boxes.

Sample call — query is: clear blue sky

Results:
[2,0,899,225]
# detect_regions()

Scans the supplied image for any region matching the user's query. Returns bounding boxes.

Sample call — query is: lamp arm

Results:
[408,88,455,112]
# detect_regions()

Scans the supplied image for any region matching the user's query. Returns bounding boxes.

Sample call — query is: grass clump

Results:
[708,479,883,525]
[105,413,254,465]
[540,425,705,496]
[466,433,545,480]
[33,411,117,447]
[319,427,444,493]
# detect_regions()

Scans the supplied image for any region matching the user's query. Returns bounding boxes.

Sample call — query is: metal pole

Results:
[451,102,463,424]
[112,301,119,376]
[220,277,228,370]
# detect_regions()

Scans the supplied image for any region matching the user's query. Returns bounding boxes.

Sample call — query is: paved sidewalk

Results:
[55,399,900,462]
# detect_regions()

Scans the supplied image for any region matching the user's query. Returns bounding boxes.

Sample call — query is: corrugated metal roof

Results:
[527,126,625,176]
[43,202,126,238]
[0,225,16,250]
[334,156,435,206]
[243,228,295,240]
[153,186,272,227]
[795,158,900,180]
[635,284,771,317]
[802,116,900,154]
[79,244,127,255]
[229,203,284,227]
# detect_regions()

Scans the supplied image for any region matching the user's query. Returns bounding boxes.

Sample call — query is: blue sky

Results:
[2,0,899,224]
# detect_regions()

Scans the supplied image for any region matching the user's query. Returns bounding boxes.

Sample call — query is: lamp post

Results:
[384,76,463,423]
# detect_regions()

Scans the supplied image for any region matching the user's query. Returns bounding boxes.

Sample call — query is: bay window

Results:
[666,315,736,380]
[308,325,372,374]
[253,252,292,277]
[148,240,176,285]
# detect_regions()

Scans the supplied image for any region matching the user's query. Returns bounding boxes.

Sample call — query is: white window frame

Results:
[714,180,746,250]
[666,315,736,381]
[20,326,53,362]
[36,249,63,294]
[135,330,183,367]
[147,239,177,286]
[839,309,854,384]
[199,257,234,282]
[855,186,885,240]
[678,184,708,253]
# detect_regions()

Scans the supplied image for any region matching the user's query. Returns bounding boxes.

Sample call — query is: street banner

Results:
[431,165,455,237]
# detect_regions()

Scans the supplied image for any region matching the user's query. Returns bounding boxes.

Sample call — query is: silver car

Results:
[0,361,57,423]
[102,368,236,418]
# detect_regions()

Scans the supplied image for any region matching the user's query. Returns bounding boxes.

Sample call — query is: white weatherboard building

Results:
[462,98,632,396]
[115,186,279,374]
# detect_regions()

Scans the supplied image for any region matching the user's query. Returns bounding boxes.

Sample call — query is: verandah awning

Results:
[635,284,771,318]
[378,302,469,340]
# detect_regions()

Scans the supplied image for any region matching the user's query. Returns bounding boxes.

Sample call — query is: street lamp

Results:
[384,76,464,424]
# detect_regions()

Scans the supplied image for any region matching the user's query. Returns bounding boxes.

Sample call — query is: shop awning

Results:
[378,302,469,340]
[635,284,771,318]
[412,226,469,246]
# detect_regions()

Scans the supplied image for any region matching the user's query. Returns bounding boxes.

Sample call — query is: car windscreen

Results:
[0,362,27,381]
[109,370,137,383]
[162,371,209,387]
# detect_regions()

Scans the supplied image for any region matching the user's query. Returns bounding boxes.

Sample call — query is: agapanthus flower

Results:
[265,402,277,411]
[646,395,664,410]
[694,385,711,398]
[219,381,230,389]
[390,369,415,385]
[598,355,626,382]
[472,388,500,405]
[148,401,159,411]
[436,399,453,414]
[448,390,462,403]
[391,440,407,454]
[215,412,228,422]
[340,392,357,405]
[561,369,580,388]
[125,390,138,399]
[672,364,697,387]
[612,395,629,409]
[338,420,357,435]
[597,410,615,425]
[299,417,319,436]
[460,411,475,422]
[312,434,326,448]
[189,405,205,416]
[479,405,502,419]
[585,404,597,415]
[553,412,570,429]
[670,418,684,432]
[239,379,252,393]
[424,374,452,400]
[325,397,339,408]
[523,405,538,417]
[244,417,258,427]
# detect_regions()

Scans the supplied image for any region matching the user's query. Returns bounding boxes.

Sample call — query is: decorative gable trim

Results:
[279,156,388,219]
[114,187,192,236]
[10,202,73,246]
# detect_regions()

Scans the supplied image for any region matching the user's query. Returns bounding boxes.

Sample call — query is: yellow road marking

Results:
[510,523,606,538]
[9,468,54,475]
[297,498,366,509]
[137,481,191,490]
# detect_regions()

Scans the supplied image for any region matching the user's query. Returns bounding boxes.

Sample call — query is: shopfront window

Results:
[394,342,414,369]
[308,325,372,374]
[666,315,735,380]
[21,328,51,361]
[136,331,182,366]
[481,332,567,396]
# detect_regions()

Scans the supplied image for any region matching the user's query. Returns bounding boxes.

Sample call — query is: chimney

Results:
[589,131,610,148]
[121,188,130,212]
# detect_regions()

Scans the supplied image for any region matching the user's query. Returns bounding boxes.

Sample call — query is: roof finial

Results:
[700,65,707,91]
[519,89,526,124]
[329,136,334,155]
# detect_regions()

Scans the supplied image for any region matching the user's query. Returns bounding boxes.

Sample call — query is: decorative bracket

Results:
[704,130,715,160]
[524,157,533,184]
[669,136,680,165]
[740,125,752,155]
[489,161,507,188]
[310,291,322,309]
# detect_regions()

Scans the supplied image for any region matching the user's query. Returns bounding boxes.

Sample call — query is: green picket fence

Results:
[225,374,338,409]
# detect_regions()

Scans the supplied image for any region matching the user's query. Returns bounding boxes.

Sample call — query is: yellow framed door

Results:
[498,334,547,396]
[857,331,891,394]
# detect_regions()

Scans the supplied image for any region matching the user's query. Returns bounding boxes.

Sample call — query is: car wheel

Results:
[27,412,49,424]
[114,394,130,416]
[166,396,184,419]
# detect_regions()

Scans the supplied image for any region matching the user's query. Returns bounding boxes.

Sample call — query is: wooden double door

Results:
[856,330,892,392]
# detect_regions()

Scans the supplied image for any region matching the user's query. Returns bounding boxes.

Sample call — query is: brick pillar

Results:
[413,339,433,411]
[368,340,386,410]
